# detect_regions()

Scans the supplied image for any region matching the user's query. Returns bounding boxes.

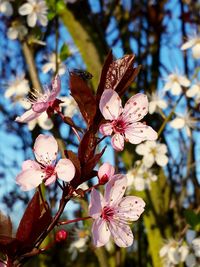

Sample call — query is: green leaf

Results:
[184,209,200,230]
[60,43,70,61]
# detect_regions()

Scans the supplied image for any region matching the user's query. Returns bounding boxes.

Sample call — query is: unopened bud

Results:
[98,163,115,185]
[55,230,68,242]
[99,174,109,185]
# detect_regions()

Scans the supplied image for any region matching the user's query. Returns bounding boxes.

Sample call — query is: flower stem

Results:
[58,216,91,226]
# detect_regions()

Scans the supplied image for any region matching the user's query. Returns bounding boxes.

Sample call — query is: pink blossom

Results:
[98,162,115,184]
[16,134,75,191]
[15,75,61,123]
[99,89,158,151]
[89,174,145,247]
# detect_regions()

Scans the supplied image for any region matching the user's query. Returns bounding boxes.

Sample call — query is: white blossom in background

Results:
[4,74,30,99]
[18,0,48,28]
[68,229,89,260]
[163,72,190,96]
[7,22,28,40]
[27,112,53,131]
[186,83,200,103]
[0,0,13,16]
[42,53,66,75]
[149,91,167,114]
[169,111,197,137]
[185,253,197,267]
[136,141,168,168]
[192,237,200,257]
[126,161,158,192]
[59,96,79,117]
[181,35,200,59]
[159,239,189,267]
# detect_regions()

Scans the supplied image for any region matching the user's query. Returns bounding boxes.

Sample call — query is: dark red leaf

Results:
[81,146,106,180]
[69,73,97,127]
[63,116,82,132]
[103,54,140,96]
[0,235,20,257]
[0,212,12,236]
[65,150,81,180]
[78,130,97,165]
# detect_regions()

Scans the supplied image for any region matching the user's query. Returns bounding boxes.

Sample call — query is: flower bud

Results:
[55,229,68,242]
[98,163,115,185]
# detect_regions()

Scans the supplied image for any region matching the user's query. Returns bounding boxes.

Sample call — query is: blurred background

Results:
[0,0,200,266]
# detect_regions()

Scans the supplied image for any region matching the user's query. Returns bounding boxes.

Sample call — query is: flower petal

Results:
[192,43,200,59]
[123,93,148,122]
[111,133,124,151]
[181,39,196,50]
[99,89,122,120]
[15,109,41,123]
[33,134,58,164]
[125,123,158,144]
[98,163,115,180]
[37,112,53,130]
[27,12,37,27]
[105,174,127,206]
[18,3,33,15]
[16,169,44,191]
[49,75,61,101]
[44,175,56,186]
[92,218,110,247]
[109,221,133,247]
[1,1,13,16]
[32,101,49,113]
[22,160,41,171]
[155,154,168,167]
[55,158,75,182]
[170,117,185,129]
[89,189,105,219]
[116,196,145,221]
[143,154,154,168]
[99,122,113,136]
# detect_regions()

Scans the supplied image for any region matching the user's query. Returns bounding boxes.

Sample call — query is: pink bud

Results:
[98,163,115,185]
[55,230,68,242]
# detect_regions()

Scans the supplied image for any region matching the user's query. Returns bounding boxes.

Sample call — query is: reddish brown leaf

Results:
[69,73,97,127]
[78,130,97,165]
[63,116,82,132]
[65,150,81,180]
[0,235,20,257]
[0,212,12,237]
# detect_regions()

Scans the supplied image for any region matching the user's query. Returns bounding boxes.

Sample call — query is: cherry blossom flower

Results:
[18,0,48,28]
[7,22,28,40]
[0,0,13,16]
[16,134,75,191]
[4,74,30,99]
[89,174,145,247]
[163,72,190,96]
[99,89,158,151]
[136,141,168,168]
[148,91,167,114]
[186,83,200,103]
[98,162,115,184]
[192,237,200,257]
[15,75,61,123]
[127,161,158,192]
[159,239,189,267]
[169,112,197,137]
[59,96,79,117]
[181,35,200,59]
[69,228,89,260]
[42,53,66,76]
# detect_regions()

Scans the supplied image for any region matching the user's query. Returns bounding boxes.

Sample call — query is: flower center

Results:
[44,165,56,178]
[112,119,126,134]
[102,206,115,221]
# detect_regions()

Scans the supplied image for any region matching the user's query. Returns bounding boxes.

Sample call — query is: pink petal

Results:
[22,160,41,171]
[123,93,148,122]
[89,189,105,219]
[116,196,145,221]
[99,89,122,120]
[15,109,41,123]
[16,169,44,191]
[55,158,75,182]
[104,174,127,206]
[49,75,61,101]
[98,163,115,180]
[44,175,57,186]
[33,134,58,164]
[92,217,111,247]
[111,133,124,151]
[32,101,49,113]
[125,123,158,144]
[99,122,113,136]
[109,220,133,247]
